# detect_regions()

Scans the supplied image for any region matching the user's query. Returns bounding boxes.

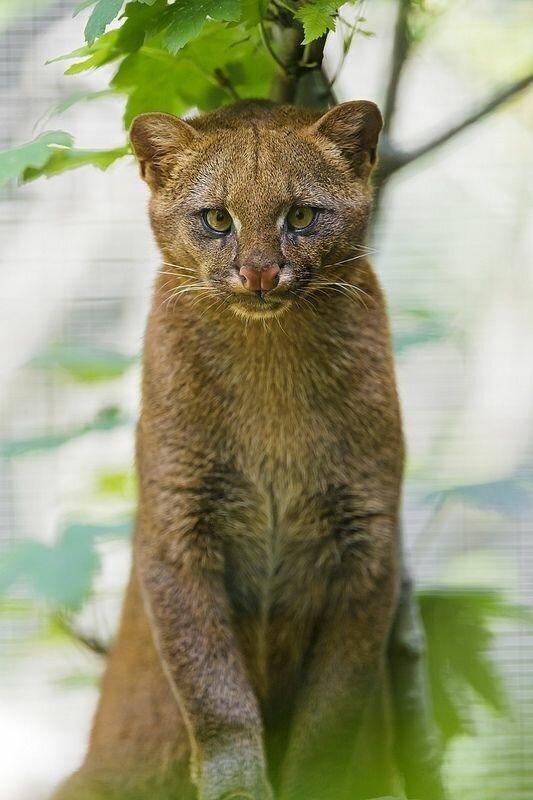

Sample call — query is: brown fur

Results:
[53,100,404,800]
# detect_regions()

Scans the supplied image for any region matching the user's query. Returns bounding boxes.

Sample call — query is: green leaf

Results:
[113,50,201,125]
[36,89,116,126]
[0,121,126,186]
[428,479,532,517]
[29,344,137,382]
[0,406,131,458]
[0,131,73,187]
[65,51,115,74]
[0,431,82,458]
[23,145,129,182]
[64,30,122,73]
[113,22,274,127]
[74,0,98,16]
[94,469,137,499]
[116,0,170,52]
[48,28,122,73]
[393,307,448,354]
[162,0,242,54]
[295,1,339,44]
[418,588,532,742]
[0,520,131,611]
[85,0,124,45]
[85,405,132,431]
[0,538,97,610]
[239,0,265,26]
[182,21,274,99]
[47,44,94,64]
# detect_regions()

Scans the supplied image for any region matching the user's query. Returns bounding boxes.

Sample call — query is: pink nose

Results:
[239,265,280,294]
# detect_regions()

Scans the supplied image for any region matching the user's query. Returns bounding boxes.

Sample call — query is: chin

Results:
[229,297,292,321]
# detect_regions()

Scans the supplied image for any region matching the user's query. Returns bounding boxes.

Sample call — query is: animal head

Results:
[130,100,381,321]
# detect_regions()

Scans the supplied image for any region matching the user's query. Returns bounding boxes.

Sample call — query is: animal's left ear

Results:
[310,100,383,178]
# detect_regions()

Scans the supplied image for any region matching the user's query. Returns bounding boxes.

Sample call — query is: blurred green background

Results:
[0,1,532,799]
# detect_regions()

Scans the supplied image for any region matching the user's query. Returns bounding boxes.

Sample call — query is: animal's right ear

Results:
[129,113,201,190]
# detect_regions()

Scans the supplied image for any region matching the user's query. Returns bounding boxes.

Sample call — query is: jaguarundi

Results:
[53,100,445,800]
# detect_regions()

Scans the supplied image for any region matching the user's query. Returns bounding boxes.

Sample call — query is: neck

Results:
[144,259,388,471]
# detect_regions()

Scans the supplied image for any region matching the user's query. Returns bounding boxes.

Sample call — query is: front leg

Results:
[279,511,399,800]
[135,458,272,800]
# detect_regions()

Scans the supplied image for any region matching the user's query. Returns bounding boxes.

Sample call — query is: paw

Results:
[197,748,273,800]
[202,782,273,800]
[219,793,270,800]
[219,788,274,800]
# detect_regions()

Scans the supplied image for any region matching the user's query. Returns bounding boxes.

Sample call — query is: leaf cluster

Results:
[0,342,136,617]
[0,1,359,186]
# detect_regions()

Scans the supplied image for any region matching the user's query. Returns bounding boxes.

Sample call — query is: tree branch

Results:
[380,72,533,179]
[269,21,304,103]
[382,0,411,135]
[369,0,412,219]
[267,8,329,107]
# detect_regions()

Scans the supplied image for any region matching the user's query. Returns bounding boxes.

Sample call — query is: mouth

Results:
[229,293,292,320]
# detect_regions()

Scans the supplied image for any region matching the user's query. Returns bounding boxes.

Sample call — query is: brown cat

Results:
[52,100,440,800]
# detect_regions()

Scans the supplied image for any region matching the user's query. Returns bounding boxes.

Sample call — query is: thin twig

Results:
[326,1,369,92]
[214,68,241,101]
[272,0,296,14]
[58,615,109,656]
[259,17,287,73]
[383,71,533,176]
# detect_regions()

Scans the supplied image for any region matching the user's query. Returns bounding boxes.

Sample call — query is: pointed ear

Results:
[309,101,383,178]
[129,112,201,189]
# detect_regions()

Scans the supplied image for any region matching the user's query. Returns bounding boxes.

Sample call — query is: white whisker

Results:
[275,314,289,337]
[160,260,198,273]
[171,287,216,314]
[158,270,202,279]
[315,280,374,303]
[157,283,215,314]
[292,291,318,314]
[309,281,371,310]
[322,252,370,269]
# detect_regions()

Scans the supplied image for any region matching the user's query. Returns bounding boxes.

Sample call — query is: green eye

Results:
[286,205,317,231]
[203,208,233,234]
